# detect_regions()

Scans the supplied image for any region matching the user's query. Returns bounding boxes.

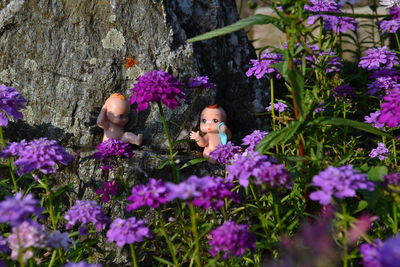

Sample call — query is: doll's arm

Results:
[97,106,109,130]
[190,131,208,147]
[219,124,232,140]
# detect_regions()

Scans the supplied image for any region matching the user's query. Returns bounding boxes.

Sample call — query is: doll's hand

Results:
[190,131,201,142]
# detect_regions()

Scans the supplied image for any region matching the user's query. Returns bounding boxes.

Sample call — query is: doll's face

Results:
[106,98,130,126]
[199,107,226,133]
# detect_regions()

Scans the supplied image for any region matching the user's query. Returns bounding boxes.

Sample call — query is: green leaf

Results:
[152,256,174,266]
[367,166,388,182]
[355,200,369,213]
[312,117,391,137]
[256,120,302,153]
[179,158,209,170]
[188,14,283,42]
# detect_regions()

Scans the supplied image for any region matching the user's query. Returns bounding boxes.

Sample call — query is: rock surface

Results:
[0,0,267,150]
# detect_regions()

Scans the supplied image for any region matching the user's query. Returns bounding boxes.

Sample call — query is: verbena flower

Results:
[96,180,118,203]
[364,111,385,129]
[93,139,134,161]
[64,200,110,233]
[305,0,340,12]
[63,262,102,267]
[380,19,400,33]
[252,162,292,189]
[187,76,216,90]
[166,175,215,200]
[241,130,269,151]
[246,49,283,79]
[192,177,239,210]
[8,221,48,262]
[367,77,400,96]
[209,221,256,259]
[377,89,400,128]
[360,240,383,267]
[380,0,400,8]
[309,165,375,205]
[129,70,185,112]
[126,178,169,211]
[370,68,400,79]
[332,84,356,99]
[359,47,399,70]
[369,142,390,160]
[227,151,276,187]
[0,236,10,253]
[0,84,27,126]
[48,230,72,250]
[209,141,241,164]
[380,235,400,266]
[0,192,42,226]
[384,172,400,185]
[0,138,74,175]
[107,217,151,247]
[266,102,289,112]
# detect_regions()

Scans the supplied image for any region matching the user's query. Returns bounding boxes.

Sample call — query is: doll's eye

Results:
[201,119,207,123]
[213,119,219,123]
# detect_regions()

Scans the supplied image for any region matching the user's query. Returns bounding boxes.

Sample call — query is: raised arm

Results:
[190,131,208,147]
[97,106,109,130]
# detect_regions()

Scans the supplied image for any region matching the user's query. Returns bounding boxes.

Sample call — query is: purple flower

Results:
[166,175,215,200]
[384,172,400,185]
[309,165,375,205]
[48,230,72,250]
[192,177,239,210]
[367,77,400,96]
[266,102,289,112]
[106,217,151,247]
[227,151,276,187]
[378,89,400,128]
[63,262,102,267]
[209,141,241,164]
[209,221,256,259]
[126,178,169,211]
[0,84,27,126]
[332,84,356,99]
[359,47,399,70]
[252,162,292,189]
[96,180,118,203]
[64,200,110,232]
[380,235,400,266]
[364,111,385,129]
[0,236,10,253]
[390,6,400,19]
[246,49,283,79]
[0,138,74,175]
[369,142,390,160]
[360,240,383,267]
[370,68,400,79]
[129,70,185,112]
[8,221,48,262]
[380,19,400,33]
[0,192,42,226]
[187,76,216,90]
[93,139,134,161]
[305,0,341,12]
[241,130,269,151]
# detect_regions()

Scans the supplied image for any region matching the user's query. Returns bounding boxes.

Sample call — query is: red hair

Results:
[207,104,219,109]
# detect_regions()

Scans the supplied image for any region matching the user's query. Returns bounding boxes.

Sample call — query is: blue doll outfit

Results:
[218,122,228,145]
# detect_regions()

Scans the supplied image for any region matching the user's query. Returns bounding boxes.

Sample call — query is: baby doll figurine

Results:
[190,104,232,159]
[97,93,143,145]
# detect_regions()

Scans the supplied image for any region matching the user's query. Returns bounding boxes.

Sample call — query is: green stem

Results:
[272,192,282,230]
[393,139,398,167]
[393,203,398,234]
[130,243,138,267]
[157,102,179,182]
[0,126,18,192]
[38,177,57,230]
[48,250,57,267]
[189,203,201,267]
[158,211,179,266]
[395,33,400,51]
[270,78,276,130]
[342,203,349,267]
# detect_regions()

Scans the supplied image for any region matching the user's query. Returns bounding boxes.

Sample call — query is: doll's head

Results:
[105,93,130,126]
[199,104,227,134]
